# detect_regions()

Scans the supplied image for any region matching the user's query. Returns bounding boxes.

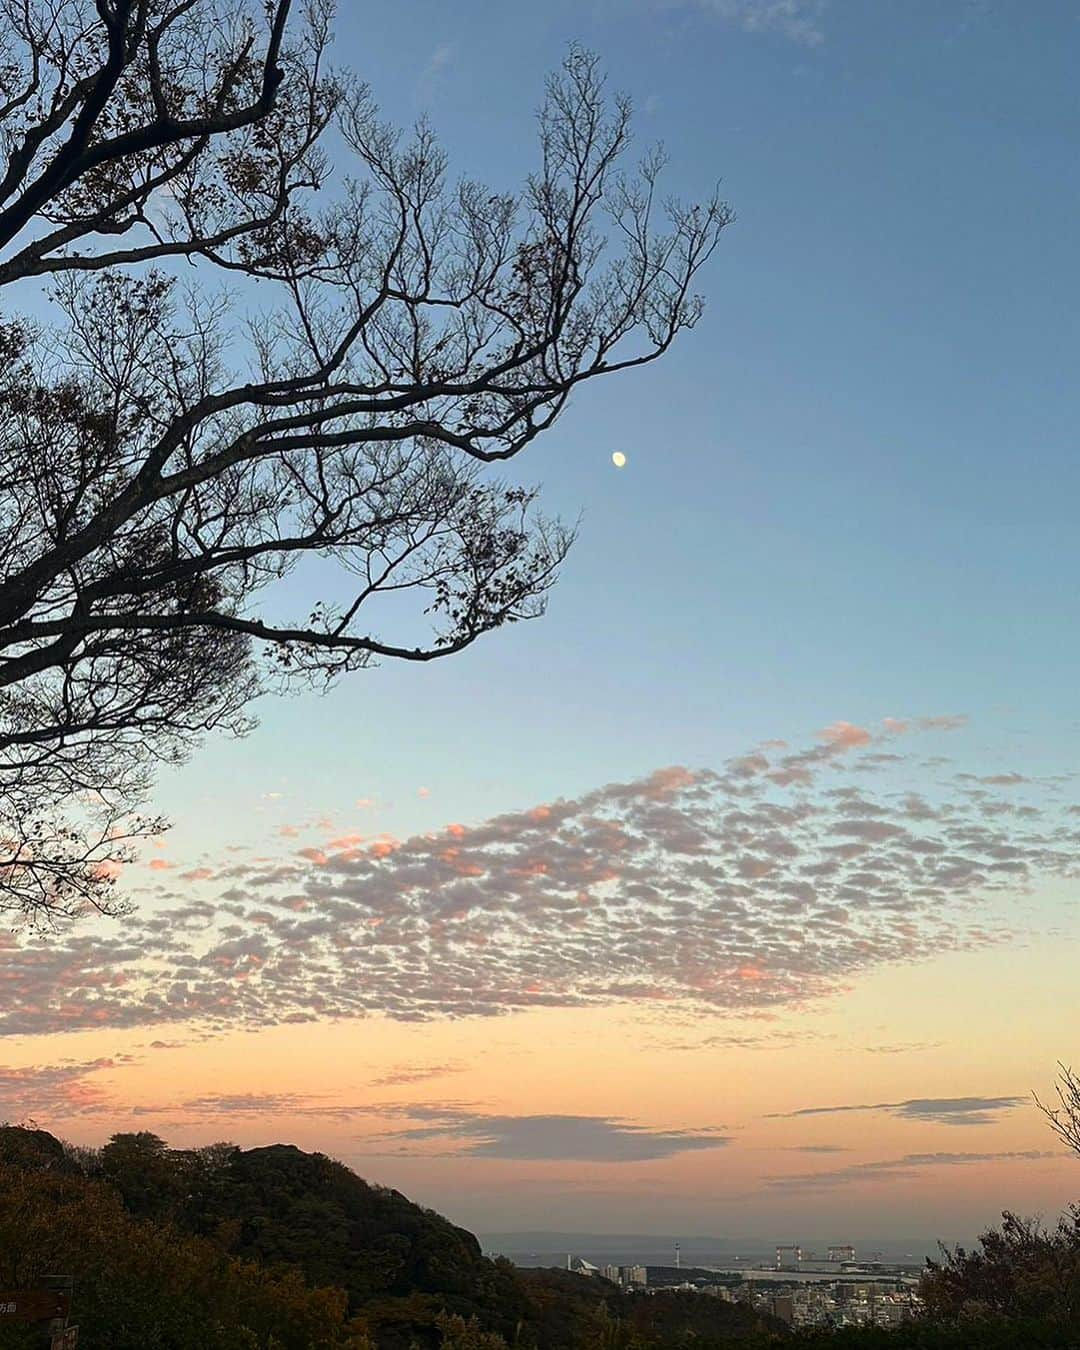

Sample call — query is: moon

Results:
[611,451,627,468]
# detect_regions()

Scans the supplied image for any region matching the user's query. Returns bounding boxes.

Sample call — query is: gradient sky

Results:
[6,0,1080,1250]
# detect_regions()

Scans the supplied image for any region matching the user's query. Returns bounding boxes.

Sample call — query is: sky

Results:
[6,0,1080,1250]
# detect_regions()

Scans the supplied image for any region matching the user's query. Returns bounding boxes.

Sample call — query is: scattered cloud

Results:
[767,1096,1028,1127]
[2,722,1074,1037]
[819,721,872,749]
[0,1058,126,1118]
[368,1107,731,1162]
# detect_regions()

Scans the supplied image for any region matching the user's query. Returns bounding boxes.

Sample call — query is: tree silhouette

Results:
[1034,1062,1080,1157]
[0,2,730,927]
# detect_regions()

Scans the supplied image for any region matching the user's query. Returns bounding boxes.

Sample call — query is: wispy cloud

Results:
[368,1107,731,1162]
[417,43,455,103]
[663,0,827,47]
[172,1093,366,1119]
[766,1150,1058,1190]
[660,1029,837,1052]
[863,1042,944,1055]
[783,1144,850,1154]
[766,1096,1028,1127]
[370,1063,463,1088]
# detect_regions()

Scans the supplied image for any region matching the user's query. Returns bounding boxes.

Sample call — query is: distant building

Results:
[703,1286,738,1303]
[569,1257,599,1276]
[619,1265,647,1288]
[601,1265,620,1285]
[828,1245,856,1263]
[768,1293,795,1325]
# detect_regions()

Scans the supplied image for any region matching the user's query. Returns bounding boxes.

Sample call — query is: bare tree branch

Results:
[0,11,730,927]
[1035,1064,1080,1158]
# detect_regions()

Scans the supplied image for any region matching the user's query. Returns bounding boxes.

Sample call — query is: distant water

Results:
[480,1233,950,1269]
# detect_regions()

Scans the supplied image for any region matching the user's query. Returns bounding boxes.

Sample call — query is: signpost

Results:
[0,1290,70,1321]
[0,1283,77,1345]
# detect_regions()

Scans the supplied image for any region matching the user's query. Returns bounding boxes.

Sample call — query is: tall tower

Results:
[675,1242,681,1270]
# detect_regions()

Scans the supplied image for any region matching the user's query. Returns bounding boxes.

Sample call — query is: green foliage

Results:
[98,1131,190,1220]
[181,1143,530,1347]
[0,1329,39,1350]
[920,1209,1080,1327]
[7,1124,1080,1350]
[0,1154,355,1348]
[434,1311,510,1349]
[0,1127,530,1350]
[778,1318,1080,1348]
[0,1123,74,1172]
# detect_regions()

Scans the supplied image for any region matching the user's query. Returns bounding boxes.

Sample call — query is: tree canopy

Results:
[0,1154,366,1349]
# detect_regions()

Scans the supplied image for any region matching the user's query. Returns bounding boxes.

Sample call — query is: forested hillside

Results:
[0,1127,780,1350]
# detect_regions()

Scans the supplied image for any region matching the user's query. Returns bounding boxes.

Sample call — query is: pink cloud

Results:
[0,724,1054,1038]
[326,833,365,852]
[818,721,872,749]
[643,766,697,796]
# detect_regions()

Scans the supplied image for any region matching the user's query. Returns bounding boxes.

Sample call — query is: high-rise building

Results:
[618,1265,647,1288]
[768,1294,795,1326]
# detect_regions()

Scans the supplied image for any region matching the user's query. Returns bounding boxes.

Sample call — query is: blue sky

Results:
[148,0,1080,854]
